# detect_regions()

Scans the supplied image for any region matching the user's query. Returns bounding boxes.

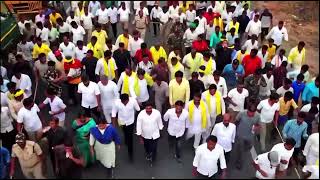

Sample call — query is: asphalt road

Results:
[12,2,301,179]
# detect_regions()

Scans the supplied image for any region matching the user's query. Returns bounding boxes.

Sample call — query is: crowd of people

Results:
[0,1,319,179]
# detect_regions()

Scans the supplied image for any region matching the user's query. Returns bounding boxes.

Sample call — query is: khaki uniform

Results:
[134,15,148,40]
[12,140,46,179]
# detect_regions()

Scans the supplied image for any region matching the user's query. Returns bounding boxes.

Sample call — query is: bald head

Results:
[223,113,231,127]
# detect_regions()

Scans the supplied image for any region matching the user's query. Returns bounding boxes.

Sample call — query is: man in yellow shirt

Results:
[49,9,63,26]
[288,41,306,71]
[115,29,132,50]
[169,57,184,80]
[87,36,104,59]
[150,42,167,65]
[266,38,276,62]
[278,91,299,129]
[169,70,190,107]
[32,38,52,60]
[91,24,108,50]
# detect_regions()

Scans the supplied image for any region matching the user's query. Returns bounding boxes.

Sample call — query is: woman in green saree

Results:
[72,111,97,167]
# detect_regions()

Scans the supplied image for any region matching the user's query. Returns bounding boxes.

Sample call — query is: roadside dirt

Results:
[253,1,319,76]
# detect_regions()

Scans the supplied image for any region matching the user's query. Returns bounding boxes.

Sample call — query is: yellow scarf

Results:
[201,58,213,75]
[188,100,207,129]
[119,34,129,49]
[171,63,182,79]
[133,73,154,96]
[213,18,224,31]
[123,72,136,95]
[205,90,222,115]
[102,58,115,79]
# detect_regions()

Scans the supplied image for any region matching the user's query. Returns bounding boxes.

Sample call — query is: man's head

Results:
[81,74,90,86]
[223,113,231,127]
[253,68,263,79]
[316,75,320,88]
[106,38,113,48]
[232,59,239,69]
[236,80,245,93]
[213,70,221,81]
[141,42,147,50]
[36,37,43,46]
[104,50,112,60]
[137,68,146,80]
[311,97,319,107]
[280,61,288,68]
[14,89,24,101]
[268,38,274,46]
[262,45,268,54]
[298,41,305,51]
[77,40,84,49]
[215,26,220,33]
[49,117,59,130]
[266,67,273,77]
[279,49,286,57]
[193,92,202,106]
[38,53,47,64]
[175,100,184,114]
[138,10,143,17]
[278,21,284,29]
[191,72,199,81]
[7,82,16,94]
[133,30,139,39]
[97,116,108,129]
[268,151,280,167]
[300,64,309,73]
[284,91,293,102]
[120,93,129,105]
[15,132,26,148]
[63,35,70,44]
[284,138,296,150]
[46,87,56,99]
[209,84,217,96]
[296,73,305,84]
[142,54,149,64]
[23,97,34,109]
[100,75,108,85]
[125,66,132,76]
[250,49,258,58]
[283,78,292,89]
[95,23,102,32]
[145,101,153,115]
[70,21,78,29]
[247,103,257,117]
[86,50,94,59]
[175,71,183,83]
[269,92,280,104]
[297,112,306,125]
[253,14,259,22]
[206,135,218,151]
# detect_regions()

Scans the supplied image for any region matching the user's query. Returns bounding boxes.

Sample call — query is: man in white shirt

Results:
[266,21,288,48]
[152,78,169,115]
[39,88,66,127]
[168,3,180,19]
[227,82,249,123]
[112,93,140,161]
[129,69,150,107]
[303,132,319,165]
[1,105,15,152]
[242,34,259,53]
[163,100,188,162]
[211,113,236,164]
[128,30,144,57]
[96,3,109,31]
[17,36,34,62]
[17,98,43,141]
[186,5,196,26]
[192,135,227,179]
[95,50,118,81]
[59,36,76,58]
[117,66,136,95]
[118,2,131,30]
[270,138,296,174]
[70,21,86,44]
[75,41,88,61]
[136,55,154,74]
[77,74,101,118]
[136,102,163,163]
[35,22,50,45]
[257,93,280,152]
[253,151,280,179]
[245,14,261,39]
[66,11,81,25]
[276,78,293,97]
[195,12,207,34]
[150,2,162,36]
[80,6,94,44]
[108,2,119,38]
[88,1,101,16]
[11,71,32,98]
[96,75,119,123]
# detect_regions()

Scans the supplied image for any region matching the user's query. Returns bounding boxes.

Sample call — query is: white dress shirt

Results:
[17,41,34,61]
[75,46,89,61]
[271,143,294,170]
[129,78,149,103]
[150,6,163,20]
[193,143,227,177]
[118,8,131,22]
[17,104,42,132]
[95,58,118,80]
[128,38,144,57]
[211,122,236,152]
[136,109,164,139]
[242,39,259,53]
[96,8,109,24]
[11,74,32,98]
[77,81,101,108]
[136,61,153,74]
[259,74,274,97]
[257,50,269,68]
[206,76,228,98]
[266,26,289,46]
[201,90,226,119]
[42,96,66,121]
[185,101,211,135]
[227,88,249,111]
[257,99,280,123]
[71,26,86,44]
[112,97,140,126]
[254,152,280,179]
[59,42,76,58]
[66,16,81,25]
[108,7,118,24]
[164,108,189,138]
[245,20,262,36]
[80,13,94,29]
[168,5,179,19]
[303,133,319,165]
[98,81,119,110]
[186,10,196,23]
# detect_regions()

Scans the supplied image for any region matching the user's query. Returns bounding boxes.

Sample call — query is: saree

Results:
[71,118,96,167]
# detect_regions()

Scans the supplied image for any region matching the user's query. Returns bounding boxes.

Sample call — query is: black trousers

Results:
[261,27,269,41]
[0,129,16,154]
[224,151,231,165]
[83,106,100,120]
[122,124,134,159]
[111,23,117,38]
[168,135,182,158]
[143,138,158,161]
[67,83,78,104]
[234,137,253,168]
[152,18,160,35]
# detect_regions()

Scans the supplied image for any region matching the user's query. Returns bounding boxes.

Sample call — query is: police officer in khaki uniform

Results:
[9,133,46,179]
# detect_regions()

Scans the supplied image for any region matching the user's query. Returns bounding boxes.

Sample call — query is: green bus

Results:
[0,1,20,51]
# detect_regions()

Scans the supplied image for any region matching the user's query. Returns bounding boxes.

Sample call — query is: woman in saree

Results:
[89,117,121,178]
[71,111,96,167]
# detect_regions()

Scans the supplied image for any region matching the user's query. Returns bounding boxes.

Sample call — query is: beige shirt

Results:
[152,81,169,103]
[134,15,148,29]
[12,141,42,168]
[8,98,24,120]
[34,60,49,79]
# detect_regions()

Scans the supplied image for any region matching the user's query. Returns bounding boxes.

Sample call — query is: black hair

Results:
[46,87,56,96]
[297,73,305,81]
[301,64,309,72]
[23,97,33,107]
[137,68,146,76]
[119,42,125,48]
[48,60,56,66]
[175,100,184,106]
[141,43,147,49]
[298,112,306,118]
[311,97,319,104]
[284,91,293,100]
[206,135,218,143]
[269,92,280,100]
[120,93,129,102]
[6,82,16,90]
[298,41,305,47]
[284,78,292,85]
[285,138,296,147]
[209,84,217,90]
[104,50,112,57]
[175,71,183,78]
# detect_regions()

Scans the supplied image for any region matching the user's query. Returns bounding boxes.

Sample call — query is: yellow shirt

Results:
[279,97,298,116]
[92,30,108,50]
[87,42,104,59]
[150,46,167,65]
[169,78,190,106]
[169,62,184,80]
[49,13,63,25]
[266,44,276,62]
[226,21,239,35]
[32,43,51,59]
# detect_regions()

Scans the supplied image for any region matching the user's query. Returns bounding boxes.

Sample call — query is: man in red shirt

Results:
[63,56,83,105]
[203,8,215,24]
[134,42,153,64]
[242,49,262,77]
[192,34,209,53]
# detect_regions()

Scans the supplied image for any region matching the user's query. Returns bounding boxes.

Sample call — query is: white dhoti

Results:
[102,108,112,123]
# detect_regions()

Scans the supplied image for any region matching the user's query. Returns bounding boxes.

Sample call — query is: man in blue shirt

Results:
[282,112,308,163]
[0,146,10,179]
[222,59,245,90]
[292,73,305,103]
[302,76,319,104]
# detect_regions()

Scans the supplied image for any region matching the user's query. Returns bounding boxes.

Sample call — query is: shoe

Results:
[174,154,182,163]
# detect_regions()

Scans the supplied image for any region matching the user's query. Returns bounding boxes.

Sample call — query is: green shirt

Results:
[209,32,222,48]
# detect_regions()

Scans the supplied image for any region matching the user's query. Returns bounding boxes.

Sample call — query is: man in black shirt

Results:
[113,42,132,75]
[215,40,233,71]
[41,117,66,175]
[189,72,205,100]
[81,50,98,82]
[237,10,250,41]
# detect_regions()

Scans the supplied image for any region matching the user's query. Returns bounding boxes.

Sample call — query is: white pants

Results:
[186,129,208,149]
[103,108,112,123]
